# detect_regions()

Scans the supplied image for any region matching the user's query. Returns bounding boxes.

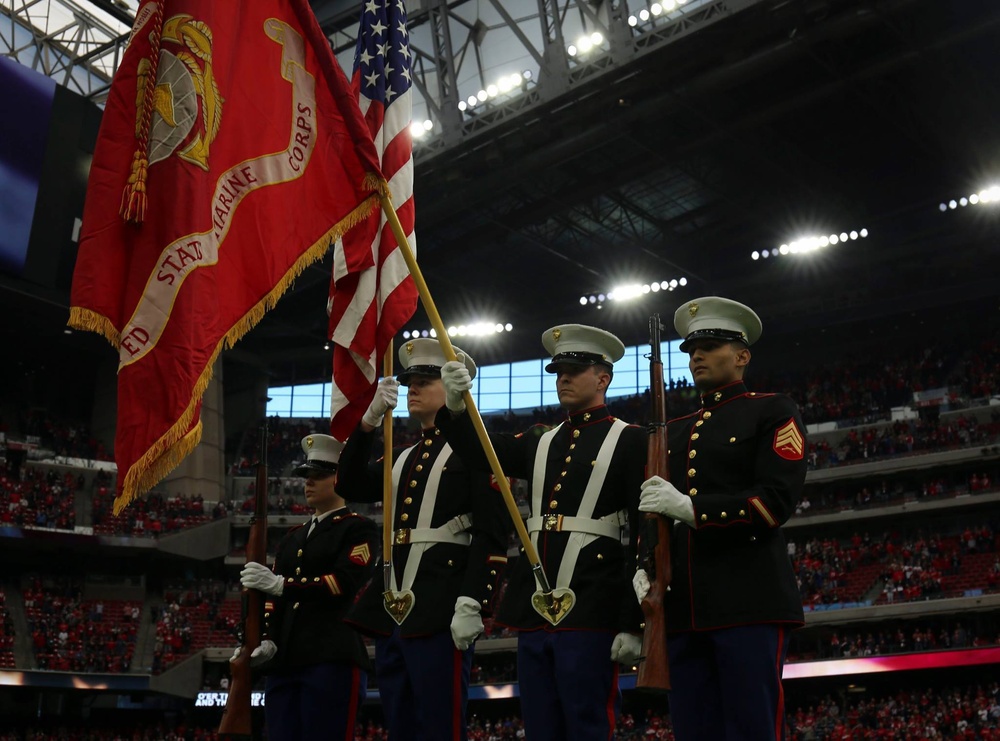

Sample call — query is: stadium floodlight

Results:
[939,186,1000,211]
[580,277,688,307]
[761,228,868,260]
[405,322,514,339]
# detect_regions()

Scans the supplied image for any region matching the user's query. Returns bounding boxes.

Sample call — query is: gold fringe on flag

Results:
[113,188,382,513]
[67,307,121,349]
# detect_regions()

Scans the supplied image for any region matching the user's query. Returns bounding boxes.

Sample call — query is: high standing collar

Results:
[700,381,748,408]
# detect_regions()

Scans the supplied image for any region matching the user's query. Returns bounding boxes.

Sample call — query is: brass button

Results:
[703,411,712,419]
[695,420,704,427]
[409,480,417,488]
[569,443,576,450]
[400,513,409,522]
[565,456,572,463]
[720,512,727,519]
[482,599,489,606]
[549,500,558,508]
[688,468,696,477]
[297,549,303,557]
[424,439,433,446]
[749,392,756,396]
[415,464,423,472]
[689,450,697,459]
[730,437,736,443]
[691,433,699,441]
[700,514,707,522]
[490,570,497,576]
[750,535,757,542]
[447,559,454,566]
[554,484,562,492]
[639,622,645,629]
[404,497,413,505]
[591,460,597,467]
[422,452,430,459]
[313,577,320,582]
[295,567,301,575]
[264,612,270,618]
[573,429,581,438]
[739,509,746,516]
[597,553,604,560]
[714,392,722,402]
[301,577,308,583]
[293,602,300,610]
[560,470,567,477]
[435,428,441,435]
[689,488,698,496]
[487,584,493,590]
[583,413,591,422]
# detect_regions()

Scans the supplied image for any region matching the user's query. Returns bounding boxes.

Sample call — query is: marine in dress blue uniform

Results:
[634,298,806,741]
[337,340,510,741]
[437,325,647,741]
[238,434,379,741]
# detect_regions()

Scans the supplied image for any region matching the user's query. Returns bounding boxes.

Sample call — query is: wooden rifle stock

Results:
[637,315,672,691]
[219,425,268,740]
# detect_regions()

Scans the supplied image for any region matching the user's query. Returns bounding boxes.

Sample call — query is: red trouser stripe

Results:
[452,648,463,741]
[605,661,619,739]
[345,666,360,739]
[773,627,786,741]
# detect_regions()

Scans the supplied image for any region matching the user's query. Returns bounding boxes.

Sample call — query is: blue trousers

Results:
[375,628,473,741]
[516,629,620,741]
[264,661,366,741]
[667,624,791,741]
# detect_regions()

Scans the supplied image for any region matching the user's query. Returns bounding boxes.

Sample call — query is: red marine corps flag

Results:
[70,0,383,513]
[327,0,418,440]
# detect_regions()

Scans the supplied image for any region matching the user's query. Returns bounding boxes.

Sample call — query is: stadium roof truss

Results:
[0,0,136,102]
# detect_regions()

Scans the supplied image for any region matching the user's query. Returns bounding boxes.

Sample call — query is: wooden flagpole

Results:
[382,345,394,593]
[376,189,557,600]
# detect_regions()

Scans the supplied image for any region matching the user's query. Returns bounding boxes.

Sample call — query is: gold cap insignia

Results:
[305,436,314,448]
[688,302,699,317]
[552,328,561,341]
[406,342,414,354]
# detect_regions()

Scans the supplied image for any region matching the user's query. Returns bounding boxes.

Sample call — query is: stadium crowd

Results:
[21,576,138,673]
[2,681,999,739]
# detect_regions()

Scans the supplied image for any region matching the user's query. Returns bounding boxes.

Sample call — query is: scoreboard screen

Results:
[0,55,55,280]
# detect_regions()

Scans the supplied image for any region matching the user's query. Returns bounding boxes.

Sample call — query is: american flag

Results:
[328,0,418,440]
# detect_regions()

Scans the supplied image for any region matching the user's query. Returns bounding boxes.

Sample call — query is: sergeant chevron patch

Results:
[773,418,804,460]
[349,543,371,565]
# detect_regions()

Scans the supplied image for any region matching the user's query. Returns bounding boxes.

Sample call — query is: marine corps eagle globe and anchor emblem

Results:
[139,13,223,171]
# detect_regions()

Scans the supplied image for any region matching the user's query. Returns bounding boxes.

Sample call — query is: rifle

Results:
[219,424,268,740]
[636,315,672,691]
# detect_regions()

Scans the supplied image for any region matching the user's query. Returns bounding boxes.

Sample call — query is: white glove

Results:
[230,639,277,667]
[633,568,650,603]
[240,561,284,596]
[610,632,642,664]
[639,476,695,526]
[450,596,484,650]
[362,377,399,427]
[440,356,472,413]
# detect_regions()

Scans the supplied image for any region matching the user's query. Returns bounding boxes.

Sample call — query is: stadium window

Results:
[290,383,326,418]
[266,387,293,417]
[266,339,700,421]
[477,362,511,412]
[608,344,640,399]
[509,359,543,411]
[666,341,690,387]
